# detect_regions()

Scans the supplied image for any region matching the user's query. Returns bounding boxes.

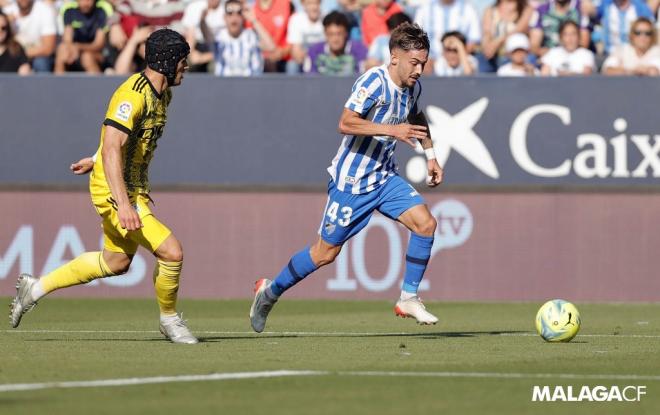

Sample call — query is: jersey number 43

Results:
[326,202,353,227]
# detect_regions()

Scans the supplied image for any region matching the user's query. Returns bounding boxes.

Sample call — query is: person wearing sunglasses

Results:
[593,0,654,55]
[603,17,660,76]
[433,30,477,76]
[0,10,30,74]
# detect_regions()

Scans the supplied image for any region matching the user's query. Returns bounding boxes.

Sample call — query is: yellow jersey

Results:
[90,72,172,198]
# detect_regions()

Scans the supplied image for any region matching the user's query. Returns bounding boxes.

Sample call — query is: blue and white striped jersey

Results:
[328,65,423,194]
[214,28,263,77]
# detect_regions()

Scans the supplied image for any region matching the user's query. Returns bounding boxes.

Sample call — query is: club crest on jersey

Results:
[352,87,369,106]
[116,102,133,122]
[344,176,357,184]
[324,221,336,235]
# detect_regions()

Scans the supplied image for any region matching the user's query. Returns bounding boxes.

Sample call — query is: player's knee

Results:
[417,216,437,237]
[113,263,131,276]
[107,256,132,275]
[315,245,341,267]
[160,243,184,262]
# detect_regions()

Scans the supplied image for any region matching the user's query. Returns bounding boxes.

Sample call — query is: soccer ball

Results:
[535,299,581,342]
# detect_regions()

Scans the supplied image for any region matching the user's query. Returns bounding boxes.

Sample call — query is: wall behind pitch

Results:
[1,190,658,301]
[1,76,660,188]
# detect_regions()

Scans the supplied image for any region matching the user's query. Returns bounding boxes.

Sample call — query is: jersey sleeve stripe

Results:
[103,118,131,135]
[132,76,146,93]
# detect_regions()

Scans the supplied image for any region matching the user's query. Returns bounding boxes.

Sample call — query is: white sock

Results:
[400,290,417,301]
[160,313,179,323]
[31,280,46,301]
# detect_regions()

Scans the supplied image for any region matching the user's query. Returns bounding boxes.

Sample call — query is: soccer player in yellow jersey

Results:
[9,29,198,344]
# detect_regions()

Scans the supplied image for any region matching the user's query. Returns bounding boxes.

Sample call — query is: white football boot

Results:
[159,313,199,344]
[9,273,39,328]
[394,296,439,325]
[250,278,277,333]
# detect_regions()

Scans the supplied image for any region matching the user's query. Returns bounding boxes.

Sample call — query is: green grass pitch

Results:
[0,298,658,414]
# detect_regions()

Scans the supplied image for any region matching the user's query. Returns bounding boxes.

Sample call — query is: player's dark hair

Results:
[323,11,351,32]
[389,22,429,53]
[558,20,579,37]
[145,28,190,86]
[441,30,466,46]
[386,12,411,32]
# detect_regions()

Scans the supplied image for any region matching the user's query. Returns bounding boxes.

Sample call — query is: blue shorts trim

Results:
[318,175,425,245]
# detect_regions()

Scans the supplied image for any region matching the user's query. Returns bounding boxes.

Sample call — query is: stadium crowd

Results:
[1,0,660,76]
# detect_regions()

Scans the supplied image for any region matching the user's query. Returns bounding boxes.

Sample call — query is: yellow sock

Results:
[39,252,115,294]
[153,260,182,316]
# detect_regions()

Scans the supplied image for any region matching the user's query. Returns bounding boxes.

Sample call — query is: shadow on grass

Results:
[197,330,529,342]
[20,330,530,343]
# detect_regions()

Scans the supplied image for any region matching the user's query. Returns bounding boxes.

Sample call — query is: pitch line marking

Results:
[1,370,660,393]
[2,330,659,339]
[0,370,326,393]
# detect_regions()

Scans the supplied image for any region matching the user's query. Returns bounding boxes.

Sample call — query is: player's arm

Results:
[408,110,443,187]
[338,108,428,148]
[102,126,142,230]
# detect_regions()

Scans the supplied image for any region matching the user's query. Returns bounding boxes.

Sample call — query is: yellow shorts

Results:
[92,193,172,255]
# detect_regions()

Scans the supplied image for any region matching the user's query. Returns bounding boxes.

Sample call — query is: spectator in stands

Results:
[414,0,481,55]
[213,0,275,76]
[253,0,291,72]
[593,0,654,55]
[55,0,108,74]
[305,10,367,75]
[365,11,410,69]
[336,0,364,40]
[497,32,538,75]
[110,23,152,74]
[361,0,403,46]
[0,10,30,74]
[182,0,225,72]
[286,0,325,74]
[540,20,595,75]
[2,0,57,72]
[433,30,477,75]
[602,17,660,75]
[122,0,187,29]
[529,0,590,58]
[480,0,533,72]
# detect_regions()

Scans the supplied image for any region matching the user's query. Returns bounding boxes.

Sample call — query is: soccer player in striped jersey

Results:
[251,22,443,332]
[9,29,198,344]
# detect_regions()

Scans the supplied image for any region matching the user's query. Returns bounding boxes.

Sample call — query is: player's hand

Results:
[118,204,142,231]
[426,159,443,187]
[389,123,428,148]
[70,157,94,175]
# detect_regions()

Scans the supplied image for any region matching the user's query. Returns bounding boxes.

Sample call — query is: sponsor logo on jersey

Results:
[353,87,369,106]
[116,102,133,122]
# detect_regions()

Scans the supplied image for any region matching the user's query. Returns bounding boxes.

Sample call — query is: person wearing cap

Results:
[9,29,199,346]
[497,32,539,76]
